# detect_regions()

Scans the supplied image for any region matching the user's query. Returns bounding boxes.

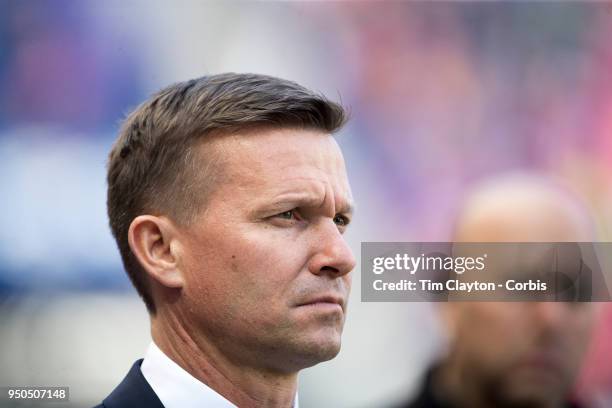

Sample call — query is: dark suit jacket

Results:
[93,359,164,408]
[399,365,584,408]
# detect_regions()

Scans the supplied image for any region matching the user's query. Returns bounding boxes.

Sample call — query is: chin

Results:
[286,333,343,370]
[312,337,342,362]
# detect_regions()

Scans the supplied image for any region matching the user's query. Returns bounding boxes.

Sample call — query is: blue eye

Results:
[277,210,294,220]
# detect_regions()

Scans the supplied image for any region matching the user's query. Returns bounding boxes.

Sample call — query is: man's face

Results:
[176,127,355,373]
[448,302,594,407]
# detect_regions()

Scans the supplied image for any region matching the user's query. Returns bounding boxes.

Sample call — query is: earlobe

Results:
[128,215,185,289]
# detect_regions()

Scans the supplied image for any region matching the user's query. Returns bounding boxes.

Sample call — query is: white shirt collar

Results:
[140,341,299,408]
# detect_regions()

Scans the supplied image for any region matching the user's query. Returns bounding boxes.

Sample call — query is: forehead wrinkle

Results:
[209,129,352,211]
[267,177,327,207]
[274,162,352,216]
[329,185,355,217]
[267,176,353,218]
[318,178,352,218]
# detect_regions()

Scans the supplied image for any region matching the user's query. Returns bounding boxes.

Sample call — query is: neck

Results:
[150,310,298,408]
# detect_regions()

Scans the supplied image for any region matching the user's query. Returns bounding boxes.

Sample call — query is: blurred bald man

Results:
[404,174,597,408]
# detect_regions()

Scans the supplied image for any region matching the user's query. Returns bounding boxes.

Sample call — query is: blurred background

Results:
[1,1,611,407]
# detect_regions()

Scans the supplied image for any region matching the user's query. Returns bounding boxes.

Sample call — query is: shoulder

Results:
[93,359,164,408]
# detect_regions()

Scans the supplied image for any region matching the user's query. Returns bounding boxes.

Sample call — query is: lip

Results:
[296,295,345,311]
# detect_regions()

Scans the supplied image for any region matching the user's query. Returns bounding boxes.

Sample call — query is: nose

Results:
[307,220,356,278]
[532,302,567,333]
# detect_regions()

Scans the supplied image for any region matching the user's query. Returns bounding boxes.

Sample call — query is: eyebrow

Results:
[266,192,355,216]
[337,201,355,216]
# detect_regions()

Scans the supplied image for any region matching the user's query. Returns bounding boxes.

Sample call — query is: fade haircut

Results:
[107,73,348,313]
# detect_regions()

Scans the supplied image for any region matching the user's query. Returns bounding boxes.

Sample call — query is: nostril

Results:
[320,266,340,273]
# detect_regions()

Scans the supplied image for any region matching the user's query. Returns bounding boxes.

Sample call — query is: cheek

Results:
[238,227,310,275]
[230,248,305,300]
[197,230,309,298]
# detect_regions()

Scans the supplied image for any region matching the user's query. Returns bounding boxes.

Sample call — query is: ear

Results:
[128,215,184,289]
